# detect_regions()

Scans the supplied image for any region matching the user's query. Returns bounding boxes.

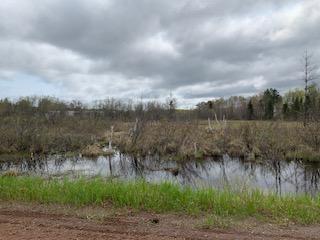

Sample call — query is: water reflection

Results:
[0,153,320,195]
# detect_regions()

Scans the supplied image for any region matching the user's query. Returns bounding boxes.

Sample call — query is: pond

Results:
[0,152,319,196]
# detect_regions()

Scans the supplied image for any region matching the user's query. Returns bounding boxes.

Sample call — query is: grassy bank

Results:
[0,176,319,224]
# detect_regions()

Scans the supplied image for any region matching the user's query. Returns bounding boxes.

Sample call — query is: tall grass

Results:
[0,176,319,224]
[0,115,113,154]
[1,115,320,162]
[115,120,320,161]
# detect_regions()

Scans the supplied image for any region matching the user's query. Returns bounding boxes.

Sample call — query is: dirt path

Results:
[0,203,319,240]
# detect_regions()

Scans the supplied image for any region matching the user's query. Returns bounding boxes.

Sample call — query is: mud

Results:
[0,203,319,240]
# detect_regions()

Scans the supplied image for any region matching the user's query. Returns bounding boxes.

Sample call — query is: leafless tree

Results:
[302,50,318,126]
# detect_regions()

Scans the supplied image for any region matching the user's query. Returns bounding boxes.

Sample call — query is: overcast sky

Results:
[0,0,320,107]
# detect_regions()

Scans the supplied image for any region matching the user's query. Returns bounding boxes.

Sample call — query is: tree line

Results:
[196,83,320,121]
[0,84,319,122]
[0,96,180,121]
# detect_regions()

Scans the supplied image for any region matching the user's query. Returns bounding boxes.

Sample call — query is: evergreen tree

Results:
[247,99,254,120]
[262,88,281,120]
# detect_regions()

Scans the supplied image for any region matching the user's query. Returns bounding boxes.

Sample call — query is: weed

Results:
[0,176,319,224]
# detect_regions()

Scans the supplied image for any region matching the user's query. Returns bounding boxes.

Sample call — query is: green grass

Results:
[0,176,320,224]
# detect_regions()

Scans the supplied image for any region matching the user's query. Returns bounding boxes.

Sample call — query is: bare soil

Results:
[0,202,319,240]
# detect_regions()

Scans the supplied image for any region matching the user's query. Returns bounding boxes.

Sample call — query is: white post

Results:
[208,117,212,131]
[108,126,114,150]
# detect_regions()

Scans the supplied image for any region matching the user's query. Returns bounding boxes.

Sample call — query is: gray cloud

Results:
[0,0,320,106]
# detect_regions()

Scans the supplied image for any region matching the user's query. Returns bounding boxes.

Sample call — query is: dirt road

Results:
[0,203,319,240]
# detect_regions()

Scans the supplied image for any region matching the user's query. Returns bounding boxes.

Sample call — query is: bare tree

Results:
[166,92,177,120]
[302,50,318,126]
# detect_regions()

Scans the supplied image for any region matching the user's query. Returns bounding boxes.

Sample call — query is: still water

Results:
[0,152,319,195]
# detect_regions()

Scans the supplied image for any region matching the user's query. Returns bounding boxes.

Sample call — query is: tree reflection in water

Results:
[0,153,320,195]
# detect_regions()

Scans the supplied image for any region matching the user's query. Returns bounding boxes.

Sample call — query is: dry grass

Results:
[1,115,319,162]
[113,120,320,162]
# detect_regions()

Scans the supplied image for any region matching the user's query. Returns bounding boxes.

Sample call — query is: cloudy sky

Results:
[0,0,320,107]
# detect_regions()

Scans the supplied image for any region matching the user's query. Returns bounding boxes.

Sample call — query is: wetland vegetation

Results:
[0,86,320,225]
[0,86,320,162]
[0,113,319,162]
